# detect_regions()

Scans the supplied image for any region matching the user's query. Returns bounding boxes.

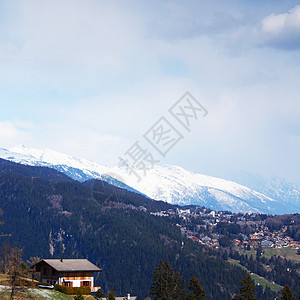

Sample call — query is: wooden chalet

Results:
[31,259,101,292]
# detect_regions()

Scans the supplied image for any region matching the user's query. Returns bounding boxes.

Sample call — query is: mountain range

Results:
[0,144,299,215]
[0,158,251,299]
[226,170,300,211]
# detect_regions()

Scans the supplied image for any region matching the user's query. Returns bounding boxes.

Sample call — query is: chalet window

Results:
[43,269,48,275]
[64,281,72,287]
[82,281,90,286]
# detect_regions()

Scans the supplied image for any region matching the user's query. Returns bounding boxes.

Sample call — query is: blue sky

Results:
[0,0,300,184]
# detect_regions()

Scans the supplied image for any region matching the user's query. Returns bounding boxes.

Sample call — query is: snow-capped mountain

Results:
[0,145,140,194]
[8,144,111,178]
[225,171,300,210]
[115,164,298,214]
[0,145,299,214]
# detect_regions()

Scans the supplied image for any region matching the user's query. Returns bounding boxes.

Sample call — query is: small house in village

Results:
[31,259,101,292]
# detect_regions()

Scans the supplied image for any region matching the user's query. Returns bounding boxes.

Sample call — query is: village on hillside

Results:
[150,207,300,250]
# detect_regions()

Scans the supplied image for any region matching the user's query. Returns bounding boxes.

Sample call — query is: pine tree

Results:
[0,208,11,237]
[279,284,295,300]
[150,259,186,300]
[172,269,186,300]
[151,260,166,299]
[232,273,256,300]
[186,275,206,300]
[96,288,106,299]
[107,288,116,300]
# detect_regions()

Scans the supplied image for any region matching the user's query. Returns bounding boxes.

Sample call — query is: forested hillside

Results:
[0,159,279,299]
[0,158,73,182]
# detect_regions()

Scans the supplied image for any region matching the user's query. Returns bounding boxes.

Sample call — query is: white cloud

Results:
[0,0,300,185]
[0,121,32,148]
[0,0,144,90]
[261,5,300,49]
[262,5,300,34]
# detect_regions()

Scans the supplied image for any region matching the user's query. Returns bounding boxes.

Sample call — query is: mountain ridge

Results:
[226,170,300,209]
[0,159,262,299]
[1,145,299,214]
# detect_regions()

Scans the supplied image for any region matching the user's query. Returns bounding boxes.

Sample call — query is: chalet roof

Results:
[32,259,101,272]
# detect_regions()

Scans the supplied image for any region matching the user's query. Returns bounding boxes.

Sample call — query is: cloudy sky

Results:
[0,0,300,184]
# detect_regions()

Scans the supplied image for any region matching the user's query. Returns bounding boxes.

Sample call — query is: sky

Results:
[0,0,300,185]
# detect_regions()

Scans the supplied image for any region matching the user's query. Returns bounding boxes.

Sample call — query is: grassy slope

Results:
[30,289,72,300]
[262,248,300,262]
[238,246,300,262]
[0,285,95,300]
[0,274,71,299]
[228,259,283,293]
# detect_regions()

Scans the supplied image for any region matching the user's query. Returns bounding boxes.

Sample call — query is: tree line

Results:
[149,259,298,300]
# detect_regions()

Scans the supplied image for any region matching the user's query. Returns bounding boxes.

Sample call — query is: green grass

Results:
[0,284,72,300]
[0,281,97,299]
[0,273,73,299]
[250,273,283,293]
[38,291,95,300]
[32,289,72,300]
[30,288,96,299]
[228,259,247,271]
[238,248,256,257]
[262,247,300,262]
[227,259,283,293]
[238,246,300,262]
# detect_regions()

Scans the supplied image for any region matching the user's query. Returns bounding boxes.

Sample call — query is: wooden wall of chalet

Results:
[63,271,92,281]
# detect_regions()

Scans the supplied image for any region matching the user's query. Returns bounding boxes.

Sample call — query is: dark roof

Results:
[32,259,101,272]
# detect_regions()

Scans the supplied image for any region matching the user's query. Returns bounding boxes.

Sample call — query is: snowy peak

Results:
[225,171,300,210]
[0,147,37,162]
[1,145,137,192]
[9,145,111,174]
[1,145,299,215]
[115,164,289,214]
